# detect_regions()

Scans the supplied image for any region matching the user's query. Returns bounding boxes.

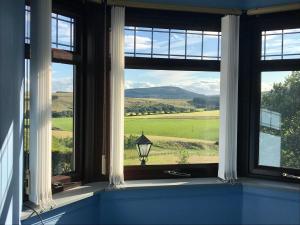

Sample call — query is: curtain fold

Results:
[218,15,240,182]
[29,0,53,207]
[109,6,125,186]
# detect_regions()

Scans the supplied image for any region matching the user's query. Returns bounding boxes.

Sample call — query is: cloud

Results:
[125,80,154,89]
[126,70,220,95]
[261,82,274,92]
[52,77,73,93]
[125,35,152,52]
[264,34,300,55]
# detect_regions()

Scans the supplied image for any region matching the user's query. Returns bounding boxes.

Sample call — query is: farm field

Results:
[49,90,220,168]
[125,110,220,165]
[51,110,220,165]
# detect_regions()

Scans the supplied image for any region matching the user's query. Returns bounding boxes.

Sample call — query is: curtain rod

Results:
[247,3,300,15]
[107,0,242,15]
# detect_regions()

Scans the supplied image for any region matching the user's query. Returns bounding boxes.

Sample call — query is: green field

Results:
[49,92,220,166]
[125,117,219,141]
[53,117,73,132]
[50,110,220,165]
[124,110,219,165]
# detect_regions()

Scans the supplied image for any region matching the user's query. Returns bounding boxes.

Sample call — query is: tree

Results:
[261,71,300,168]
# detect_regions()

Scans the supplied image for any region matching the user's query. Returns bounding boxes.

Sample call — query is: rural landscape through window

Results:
[24,6,76,176]
[24,62,75,176]
[259,71,300,170]
[52,63,75,175]
[124,69,220,166]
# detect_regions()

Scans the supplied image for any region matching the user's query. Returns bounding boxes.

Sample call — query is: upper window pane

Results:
[259,71,300,169]
[124,69,220,166]
[153,30,169,57]
[125,26,221,60]
[136,29,152,55]
[24,6,75,51]
[261,28,300,60]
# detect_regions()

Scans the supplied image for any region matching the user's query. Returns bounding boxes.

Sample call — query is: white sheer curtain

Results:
[109,6,125,186]
[29,0,53,207]
[218,15,240,182]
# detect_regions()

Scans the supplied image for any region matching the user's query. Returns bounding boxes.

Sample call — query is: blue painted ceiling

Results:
[136,0,300,10]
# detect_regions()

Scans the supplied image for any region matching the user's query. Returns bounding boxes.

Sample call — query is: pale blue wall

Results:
[0,0,24,224]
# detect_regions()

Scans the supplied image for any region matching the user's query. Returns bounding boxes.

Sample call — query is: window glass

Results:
[124,69,220,166]
[24,62,75,176]
[136,29,152,55]
[125,26,221,60]
[259,71,300,169]
[187,32,202,59]
[170,31,185,58]
[52,63,75,175]
[261,28,300,60]
[153,30,169,56]
[203,34,219,60]
[24,7,75,51]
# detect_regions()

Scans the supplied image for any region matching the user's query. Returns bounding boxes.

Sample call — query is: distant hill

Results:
[52,92,73,112]
[125,86,205,99]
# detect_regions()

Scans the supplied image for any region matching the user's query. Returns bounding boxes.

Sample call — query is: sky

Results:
[125,69,220,95]
[52,63,74,93]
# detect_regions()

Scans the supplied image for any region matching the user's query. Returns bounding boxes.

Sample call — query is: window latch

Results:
[282,173,300,180]
[164,170,191,177]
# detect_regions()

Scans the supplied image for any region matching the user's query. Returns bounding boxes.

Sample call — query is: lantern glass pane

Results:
[139,144,150,157]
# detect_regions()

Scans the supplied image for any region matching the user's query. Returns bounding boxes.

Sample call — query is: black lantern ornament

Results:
[135,132,152,166]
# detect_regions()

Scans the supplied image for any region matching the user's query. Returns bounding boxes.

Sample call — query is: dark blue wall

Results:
[0,0,24,224]
[22,185,300,225]
[99,185,242,225]
[132,0,300,10]
[22,196,101,225]
[242,186,300,224]
[244,0,300,9]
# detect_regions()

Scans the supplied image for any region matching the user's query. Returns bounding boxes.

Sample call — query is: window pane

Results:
[283,33,300,56]
[57,20,72,45]
[265,34,282,56]
[136,30,152,55]
[52,63,74,175]
[25,6,75,51]
[25,6,30,44]
[203,34,219,59]
[170,31,185,57]
[125,29,135,55]
[259,71,300,169]
[153,31,169,56]
[124,69,220,166]
[261,28,300,60]
[187,33,202,57]
[124,26,221,60]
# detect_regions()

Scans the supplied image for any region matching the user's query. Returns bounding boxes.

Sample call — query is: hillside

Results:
[52,92,73,112]
[125,86,204,99]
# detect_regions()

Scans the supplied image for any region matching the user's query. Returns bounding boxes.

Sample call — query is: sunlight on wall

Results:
[0,123,14,214]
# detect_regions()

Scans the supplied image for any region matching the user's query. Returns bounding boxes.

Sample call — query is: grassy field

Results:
[52,92,73,112]
[126,118,219,141]
[53,117,73,131]
[50,96,220,166]
[124,110,219,165]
